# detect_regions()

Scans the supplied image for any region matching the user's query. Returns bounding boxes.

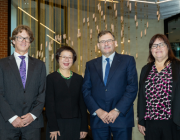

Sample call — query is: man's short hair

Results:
[9,25,34,48]
[97,30,115,42]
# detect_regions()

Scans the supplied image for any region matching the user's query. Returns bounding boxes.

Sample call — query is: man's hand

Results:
[80,131,88,139]
[96,109,109,124]
[12,117,24,128]
[21,113,34,127]
[50,131,60,140]
[105,109,120,123]
[138,124,146,136]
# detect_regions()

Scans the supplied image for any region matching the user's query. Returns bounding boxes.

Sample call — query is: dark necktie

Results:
[19,56,26,89]
[104,58,110,86]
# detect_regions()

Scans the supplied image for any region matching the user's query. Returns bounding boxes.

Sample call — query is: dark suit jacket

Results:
[82,52,138,128]
[137,60,180,128]
[0,54,46,129]
[45,72,88,132]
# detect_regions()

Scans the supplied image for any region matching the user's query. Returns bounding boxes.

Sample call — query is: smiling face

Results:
[13,30,31,55]
[98,33,116,57]
[151,38,169,61]
[59,50,73,70]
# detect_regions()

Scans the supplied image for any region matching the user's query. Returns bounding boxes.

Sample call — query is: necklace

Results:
[57,69,73,80]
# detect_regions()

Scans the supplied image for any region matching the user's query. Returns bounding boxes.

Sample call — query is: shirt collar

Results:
[14,51,28,59]
[102,52,115,62]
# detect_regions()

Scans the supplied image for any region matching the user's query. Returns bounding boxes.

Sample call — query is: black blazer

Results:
[137,60,180,128]
[0,54,46,129]
[45,71,88,132]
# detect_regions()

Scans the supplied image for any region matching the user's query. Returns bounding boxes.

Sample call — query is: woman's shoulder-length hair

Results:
[148,34,179,66]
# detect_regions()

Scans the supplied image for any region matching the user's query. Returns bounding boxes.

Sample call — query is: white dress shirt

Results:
[93,52,115,116]
[8,52,37,124]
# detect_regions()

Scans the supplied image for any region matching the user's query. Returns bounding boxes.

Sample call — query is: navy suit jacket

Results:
[82,52,138,129]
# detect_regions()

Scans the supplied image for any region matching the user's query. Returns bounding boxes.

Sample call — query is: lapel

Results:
[171,60,178,101]
[142,62,154,95]
[94,57,104,85]
[106,52,121,86]
[142,63,153,83]
[25,56,35,90]
[8,54,23,87]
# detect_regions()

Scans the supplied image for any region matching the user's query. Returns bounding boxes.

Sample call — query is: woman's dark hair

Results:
[148,34,177,66]
[55,46,77,63]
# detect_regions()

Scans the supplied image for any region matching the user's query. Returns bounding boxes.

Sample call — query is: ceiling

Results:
[50,0,180,19]
[160,0,180,19]
[20,0,180,19]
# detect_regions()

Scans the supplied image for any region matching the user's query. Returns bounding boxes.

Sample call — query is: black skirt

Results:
[144,119,180,140]
[46,118,81,140]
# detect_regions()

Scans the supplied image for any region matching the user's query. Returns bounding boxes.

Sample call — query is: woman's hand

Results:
[50,131,60,140]
[138,124,146,136]
[80,131,88,139]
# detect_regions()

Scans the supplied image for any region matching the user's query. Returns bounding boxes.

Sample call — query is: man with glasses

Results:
[82,31,138,140]
[0,25,46,140]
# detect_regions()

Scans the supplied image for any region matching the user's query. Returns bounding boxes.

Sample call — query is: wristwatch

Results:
[114,108,120,113]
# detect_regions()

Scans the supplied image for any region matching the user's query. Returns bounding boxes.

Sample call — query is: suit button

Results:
[24,91,26,93]
[105,89,107,91]
[23,102,26,104]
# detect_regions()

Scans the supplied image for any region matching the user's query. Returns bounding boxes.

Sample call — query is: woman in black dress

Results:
[46,46,88,140]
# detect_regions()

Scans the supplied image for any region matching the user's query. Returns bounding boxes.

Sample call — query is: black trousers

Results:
[46,118,81,140]
[0,128,41,140]
[145,119,180,140]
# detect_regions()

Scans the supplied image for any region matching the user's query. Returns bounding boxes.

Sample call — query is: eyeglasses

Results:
[151,42,166,49]
[16,36,31,43]
[59,56,73,60]
[99,39,114,45]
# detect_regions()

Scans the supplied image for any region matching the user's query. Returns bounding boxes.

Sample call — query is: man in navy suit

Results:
[82,31,138,140]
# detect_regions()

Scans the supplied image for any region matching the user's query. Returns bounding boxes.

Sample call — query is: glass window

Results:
[11,0,66,74]
[165,14,180,59]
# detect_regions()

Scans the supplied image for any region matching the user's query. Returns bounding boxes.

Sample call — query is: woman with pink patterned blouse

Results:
[137,34,180,140]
